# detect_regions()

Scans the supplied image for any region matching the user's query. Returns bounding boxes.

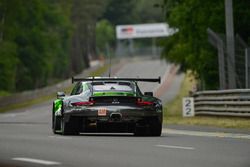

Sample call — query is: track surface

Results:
[0,59,249,167]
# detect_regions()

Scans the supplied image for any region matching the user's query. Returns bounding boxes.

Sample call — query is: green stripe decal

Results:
[53,99,62,113]
[93,92,135,97]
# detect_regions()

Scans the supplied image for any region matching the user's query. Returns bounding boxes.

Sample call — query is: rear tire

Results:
[150,121,162,136]
[53,116,62,134]
[61,117,79,136]
[134,125,149,136]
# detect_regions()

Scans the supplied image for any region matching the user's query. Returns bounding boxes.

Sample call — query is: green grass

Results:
[89,64,109,77]
[0,91,11,97]
[0,64,109,113]
[163,71,250,130]
[0,94,55,113]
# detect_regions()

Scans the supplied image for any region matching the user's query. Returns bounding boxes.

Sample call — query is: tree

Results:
[0,0,72,91]
[234,1,250,43]
[163,0,250,89]
[96,19,115,56]
[0,42,17,91]
[70,0,108,73]
[102,0,137,25]
[162,0,226,89]
[136,0,164,23]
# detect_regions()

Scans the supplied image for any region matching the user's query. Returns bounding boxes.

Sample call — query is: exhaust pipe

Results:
[110,113,122,122]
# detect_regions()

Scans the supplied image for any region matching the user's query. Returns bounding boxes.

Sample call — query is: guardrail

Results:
[0,65,102,109]
[193,89,250,117]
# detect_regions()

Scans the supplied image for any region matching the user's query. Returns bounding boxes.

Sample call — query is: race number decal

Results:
[98,108,107,116]
[182,97,194,117]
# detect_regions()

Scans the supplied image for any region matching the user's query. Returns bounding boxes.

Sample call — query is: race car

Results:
[52,77,163,136]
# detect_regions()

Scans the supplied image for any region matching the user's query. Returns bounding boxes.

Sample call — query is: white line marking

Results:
[155,144,195,150]
[162,128,250,140]
[12,157,61,165]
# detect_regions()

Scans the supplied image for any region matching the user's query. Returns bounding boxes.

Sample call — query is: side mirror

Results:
[57,92,65,99]
[144,92,153,97]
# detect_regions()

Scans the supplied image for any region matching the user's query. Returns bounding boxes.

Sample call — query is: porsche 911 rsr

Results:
[52,77,163,136]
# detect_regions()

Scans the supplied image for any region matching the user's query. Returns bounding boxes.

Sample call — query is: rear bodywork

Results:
[52,77,163,136]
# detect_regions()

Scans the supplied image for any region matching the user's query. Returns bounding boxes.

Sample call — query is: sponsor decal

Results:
[121,27,134,34]
[116,23,177,39]
[98,108,107,116]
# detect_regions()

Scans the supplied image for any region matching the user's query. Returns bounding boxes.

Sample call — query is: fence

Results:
[207,28,250,90]
[193,89,250,117]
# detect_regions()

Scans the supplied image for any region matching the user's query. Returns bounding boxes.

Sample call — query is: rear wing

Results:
[72,77,161,84]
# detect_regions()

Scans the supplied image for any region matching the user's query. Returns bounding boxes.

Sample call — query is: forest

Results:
[0,0,163,94]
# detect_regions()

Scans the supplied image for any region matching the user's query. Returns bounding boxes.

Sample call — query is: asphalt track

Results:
[0,59,249,167]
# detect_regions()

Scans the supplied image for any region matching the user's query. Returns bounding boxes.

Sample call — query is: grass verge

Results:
[0,64,109,113]
[163,71,250,130]
[0,94,55,112]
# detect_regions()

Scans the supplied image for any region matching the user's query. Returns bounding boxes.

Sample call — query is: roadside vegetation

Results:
[0,0,163,95]
[0,64,109,113]
[162,0,250,89]
[163,72,250,129]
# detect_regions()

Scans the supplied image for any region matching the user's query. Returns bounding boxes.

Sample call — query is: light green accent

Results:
[93,91,135,97]
[54,99,62,113]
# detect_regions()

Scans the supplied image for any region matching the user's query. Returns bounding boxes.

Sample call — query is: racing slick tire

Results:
[150,121,162,136]
[134,118,162,136]
[134,125,149,136]
[53,116,62,134]
[61,117,80,136]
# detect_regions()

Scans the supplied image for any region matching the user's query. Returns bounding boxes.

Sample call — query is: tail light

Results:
[136,98,154,106]
[71,100,95,106]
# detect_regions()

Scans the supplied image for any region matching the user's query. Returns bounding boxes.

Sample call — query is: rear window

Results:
[92,82,134,92]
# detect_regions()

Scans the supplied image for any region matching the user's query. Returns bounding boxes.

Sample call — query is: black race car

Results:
[52,77,163,136]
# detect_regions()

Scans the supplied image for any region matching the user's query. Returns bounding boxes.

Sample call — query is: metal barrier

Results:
[193,89,250,117]
[0,65,102,108]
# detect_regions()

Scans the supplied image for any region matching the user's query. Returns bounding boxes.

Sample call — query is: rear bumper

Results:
[63,105,162,133]
[65,116,161,133]
[64,105,162,118]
